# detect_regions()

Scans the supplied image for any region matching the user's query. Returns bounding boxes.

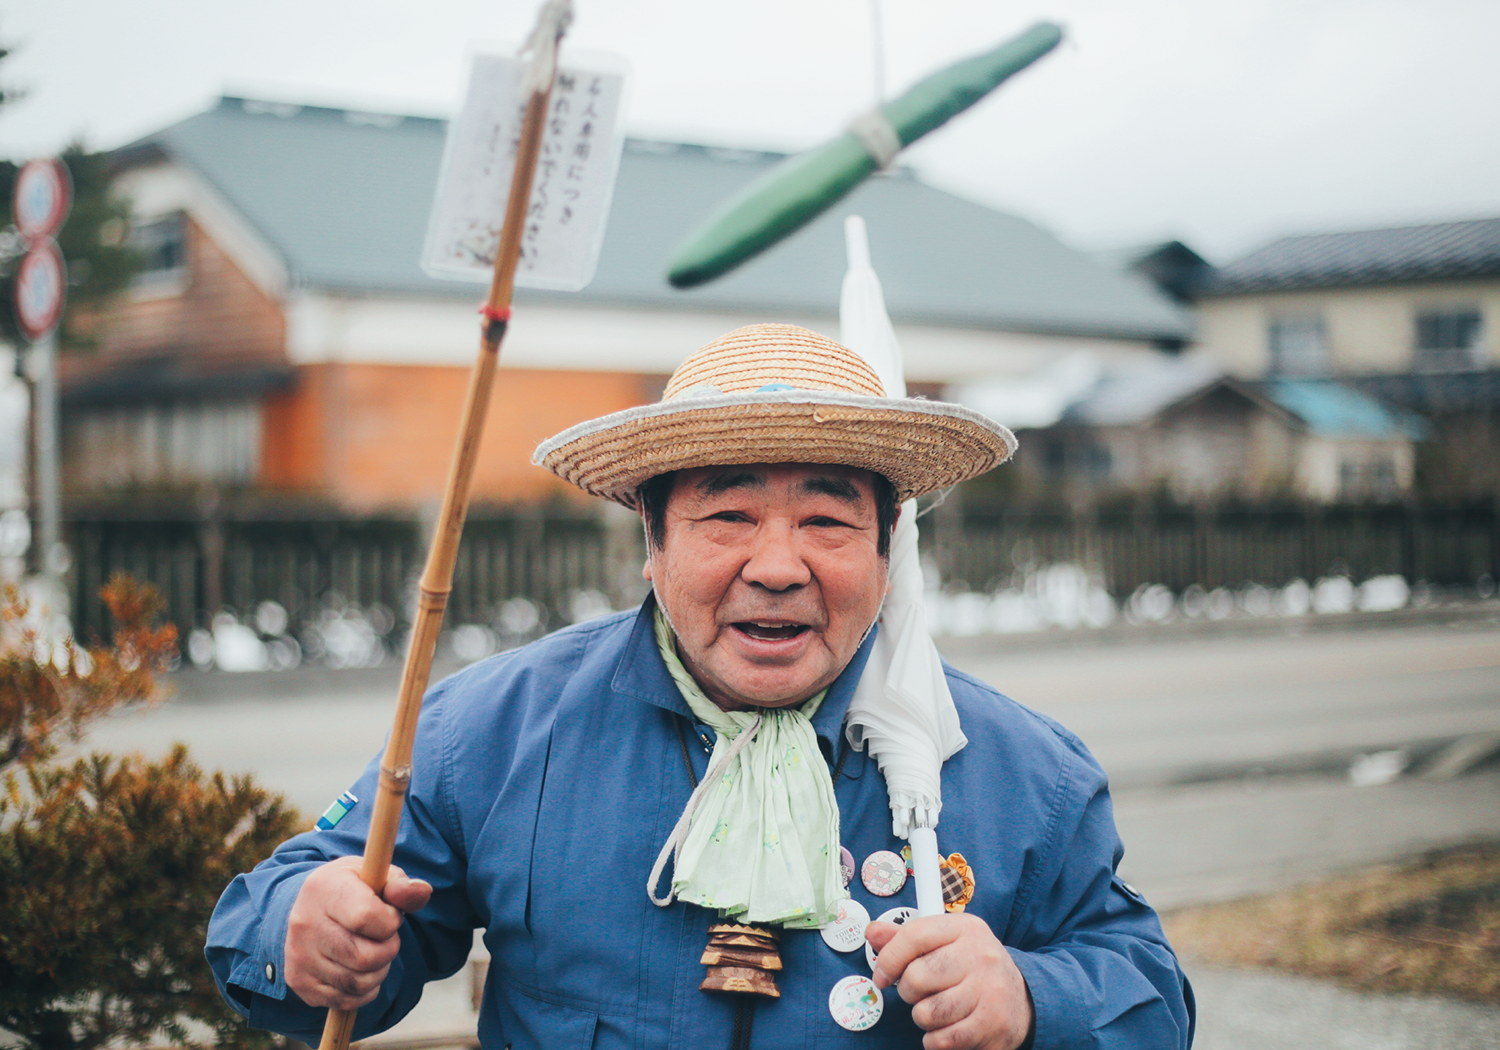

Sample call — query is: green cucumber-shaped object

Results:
[667,21,1063,288]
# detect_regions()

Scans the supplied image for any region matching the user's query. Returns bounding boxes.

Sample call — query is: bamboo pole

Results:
[316,16,565,1050]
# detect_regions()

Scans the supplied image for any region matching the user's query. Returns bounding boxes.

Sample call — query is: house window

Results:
[1338,453,1399,501]
[1414,308,1483,370]
[130,212,187,291]
[1268,316,1328,375]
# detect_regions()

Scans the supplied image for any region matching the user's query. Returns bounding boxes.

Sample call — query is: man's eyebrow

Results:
[696,470,766,496]
[798,475,862,504]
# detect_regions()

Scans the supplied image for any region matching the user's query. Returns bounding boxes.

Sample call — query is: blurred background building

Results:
[11,96,1500,659]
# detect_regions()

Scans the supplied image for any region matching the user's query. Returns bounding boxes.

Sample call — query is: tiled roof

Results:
[1203,218,1500,295]
[114,96,1191,342]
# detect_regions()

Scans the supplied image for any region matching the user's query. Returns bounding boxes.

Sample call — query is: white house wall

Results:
[1196,279,1500,377]
[284,293,1160,382]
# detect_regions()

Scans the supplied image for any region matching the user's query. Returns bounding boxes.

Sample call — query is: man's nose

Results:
[741,525,811,592]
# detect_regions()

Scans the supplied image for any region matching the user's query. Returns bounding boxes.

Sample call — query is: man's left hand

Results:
[866,914,1034,1050]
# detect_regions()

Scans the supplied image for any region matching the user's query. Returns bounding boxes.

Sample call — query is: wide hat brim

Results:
[532,388,1017,509]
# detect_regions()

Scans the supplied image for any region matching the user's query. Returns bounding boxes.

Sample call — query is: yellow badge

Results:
[938,852,976,912]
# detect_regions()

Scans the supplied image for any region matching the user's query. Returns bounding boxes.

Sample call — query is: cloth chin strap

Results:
[645,604,847,928]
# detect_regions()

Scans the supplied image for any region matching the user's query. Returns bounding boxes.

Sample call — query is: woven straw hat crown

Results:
[664,324,885,399]
[533,323,1016,508]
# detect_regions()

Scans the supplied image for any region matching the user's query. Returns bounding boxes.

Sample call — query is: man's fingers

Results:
[908,977,978,1031]
[325,874,405,941]
[868,914,968,989]
[284,857,426,1011]
[864,919,901,950]
[894,941,972,1004]
[920,1013,991,1050]
[285,928,393,1010]
[383,867,433,915]
[296,961,387,1011]
[320,922,403,974]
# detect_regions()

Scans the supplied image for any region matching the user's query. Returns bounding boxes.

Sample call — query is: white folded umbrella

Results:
[839,215,967,917]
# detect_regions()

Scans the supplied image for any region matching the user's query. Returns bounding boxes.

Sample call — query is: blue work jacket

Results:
[207,600,1193,1049]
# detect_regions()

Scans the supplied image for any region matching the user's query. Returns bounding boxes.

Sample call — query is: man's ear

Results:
[643,557,654,582]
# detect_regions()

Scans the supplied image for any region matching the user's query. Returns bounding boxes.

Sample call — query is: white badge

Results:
[865,905,918,972]
[820,897,871,953]
[828,974,884,1031]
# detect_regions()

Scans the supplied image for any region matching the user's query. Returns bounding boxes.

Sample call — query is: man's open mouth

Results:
[734,622,810,641]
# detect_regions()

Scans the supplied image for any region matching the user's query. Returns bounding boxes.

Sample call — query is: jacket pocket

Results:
[489,979,599,1050]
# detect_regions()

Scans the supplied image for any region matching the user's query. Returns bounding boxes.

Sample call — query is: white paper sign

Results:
[423,50,627,292]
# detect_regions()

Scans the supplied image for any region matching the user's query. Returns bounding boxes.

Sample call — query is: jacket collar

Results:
[611,594,876,753]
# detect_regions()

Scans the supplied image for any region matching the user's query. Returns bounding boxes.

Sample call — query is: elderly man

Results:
[208,325,1193,1050]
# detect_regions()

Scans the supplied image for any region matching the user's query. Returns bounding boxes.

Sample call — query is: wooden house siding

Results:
[93,216,286,367]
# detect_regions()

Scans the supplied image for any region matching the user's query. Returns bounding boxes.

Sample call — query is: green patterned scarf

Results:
[648,605,847,928]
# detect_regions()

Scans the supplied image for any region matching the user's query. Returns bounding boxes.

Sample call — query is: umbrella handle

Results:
[908,826,946,917]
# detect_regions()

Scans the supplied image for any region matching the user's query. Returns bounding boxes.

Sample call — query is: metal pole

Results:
[33,330,59,580]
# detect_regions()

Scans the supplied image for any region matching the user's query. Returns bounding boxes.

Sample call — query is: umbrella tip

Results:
[844,215,870,270]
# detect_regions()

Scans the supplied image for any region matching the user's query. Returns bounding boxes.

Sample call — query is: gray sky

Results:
[3,0,1497,262]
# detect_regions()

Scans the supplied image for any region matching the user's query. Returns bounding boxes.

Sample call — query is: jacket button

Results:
[266,962,276,983]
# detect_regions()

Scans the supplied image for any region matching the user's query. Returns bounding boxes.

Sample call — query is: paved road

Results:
[939,617,1500,907]
[1187,965,1500,1050]
[79,615,1500,1048]
[85,615,1500,907]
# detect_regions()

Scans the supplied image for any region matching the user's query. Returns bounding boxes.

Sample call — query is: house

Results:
[1186,217,1500,498]
[65,95,1192,516]
[1008,359,1427,503]
[1193,218,1500,377]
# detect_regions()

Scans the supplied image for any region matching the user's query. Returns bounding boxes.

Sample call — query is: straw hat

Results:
[532,323,1017,508]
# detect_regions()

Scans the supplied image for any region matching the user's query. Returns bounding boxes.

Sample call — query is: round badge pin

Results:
[865,905,918,972]
[828,974,884,1031]
[840,846,856,888]
[820,896,871,953]
[861,850,908,896]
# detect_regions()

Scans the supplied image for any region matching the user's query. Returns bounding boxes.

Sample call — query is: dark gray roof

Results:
[116,96,1190,342]
[1090,240,1213,304]
[1203,218,1500,295]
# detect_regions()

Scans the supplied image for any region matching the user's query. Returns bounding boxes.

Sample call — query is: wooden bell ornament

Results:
[699,923,782,998]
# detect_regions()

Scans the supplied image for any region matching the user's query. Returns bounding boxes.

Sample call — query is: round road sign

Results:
[14,157,73,240]
[14,238,67,341]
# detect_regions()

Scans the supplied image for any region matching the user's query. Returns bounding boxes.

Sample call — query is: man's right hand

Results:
[284,856,433,1010]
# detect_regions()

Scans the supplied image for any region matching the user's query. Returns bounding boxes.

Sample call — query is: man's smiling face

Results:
[644,464,890,711]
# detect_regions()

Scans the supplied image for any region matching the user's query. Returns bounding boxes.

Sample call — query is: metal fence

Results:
[65,499,1500,648]
[66,511,624,646]
[928,500,1500,596]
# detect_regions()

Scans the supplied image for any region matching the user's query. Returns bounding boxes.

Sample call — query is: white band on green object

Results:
[848,109,903,169]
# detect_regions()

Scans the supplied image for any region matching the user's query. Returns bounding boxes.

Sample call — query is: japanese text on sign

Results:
[423,51,627,292]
